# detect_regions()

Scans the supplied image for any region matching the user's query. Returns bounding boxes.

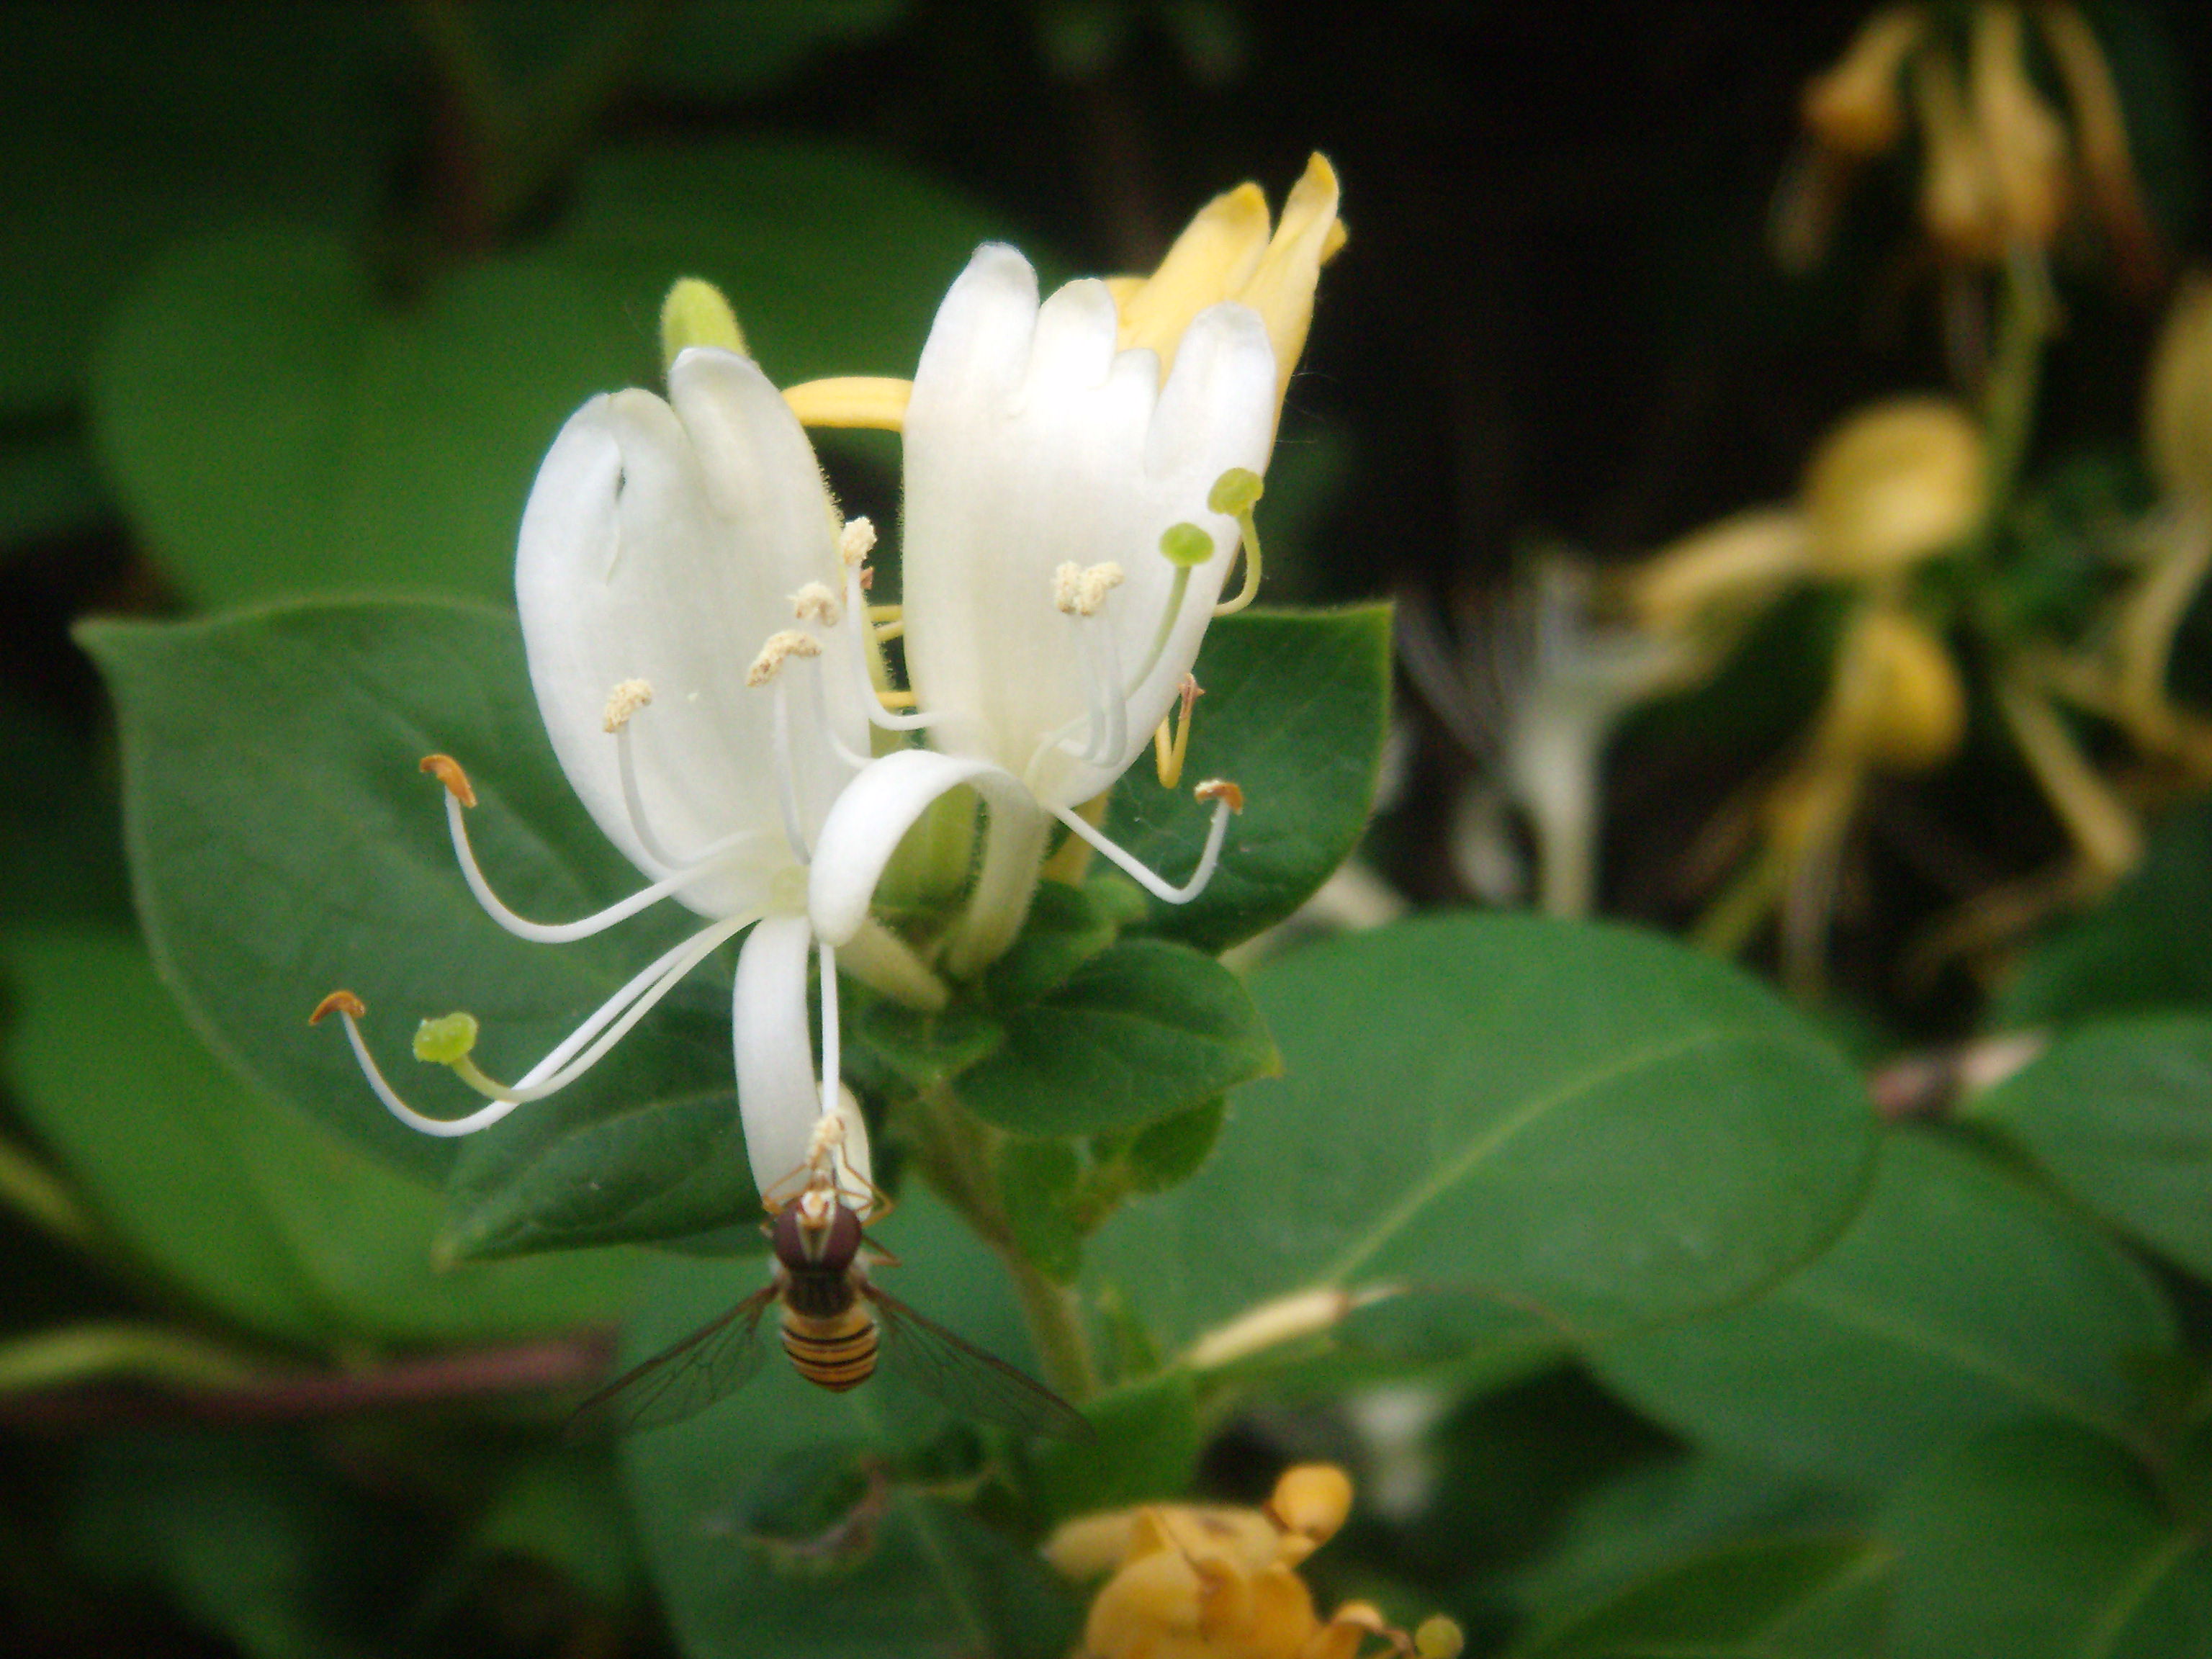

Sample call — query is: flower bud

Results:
[2146,274,2212,503]
[1802,4,1926,158]
[1626,508,1812,630]
[1969,2,2071,251]
[1820,606,1968,771]
[1804,397,1985,579]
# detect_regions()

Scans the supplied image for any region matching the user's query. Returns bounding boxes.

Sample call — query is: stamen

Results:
[1048,777,1244,904]
[872,617,905,645]
[837,559,938,732]
[428,763,755,943]
[308,991,521,1138]
[1077,562,1125,615]
[767,677,813,866]
[817,937,840,1125]
[601,678,655,733]
[790,583,841,625]
[1153,675,1204,788]
[747,629,822,686]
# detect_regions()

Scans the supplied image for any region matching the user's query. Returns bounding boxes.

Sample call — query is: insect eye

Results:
[819,1205,865,1270]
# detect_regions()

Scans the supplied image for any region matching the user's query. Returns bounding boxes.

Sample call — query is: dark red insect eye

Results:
[818,1203,864,1271]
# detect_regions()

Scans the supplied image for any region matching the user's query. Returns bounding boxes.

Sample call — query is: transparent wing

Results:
[564,1287,777,1441]
[866,1285,1094,1442]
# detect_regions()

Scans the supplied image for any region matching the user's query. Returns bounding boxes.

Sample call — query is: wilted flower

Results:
[1046,1464,1461,1659]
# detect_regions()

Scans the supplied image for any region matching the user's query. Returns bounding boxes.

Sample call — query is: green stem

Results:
[1691,840,1789,958]
[1980,247,2055,529]
[0,1322,257,1394]
[907,1084,1099,1402]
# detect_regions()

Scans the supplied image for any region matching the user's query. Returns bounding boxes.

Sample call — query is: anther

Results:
[310,990,367,1025]
[839,516,877,567]
[1076,562,1125,616]
[1195,778,1244,812]
[747,630,823,686]
[601,678,655,734]
[1052,561,1085,613]
[420,753,477,808]
[1154,674,1204,788]
[790,582,842,625]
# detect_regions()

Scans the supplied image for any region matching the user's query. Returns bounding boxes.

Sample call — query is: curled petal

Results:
[734,914,824,1198]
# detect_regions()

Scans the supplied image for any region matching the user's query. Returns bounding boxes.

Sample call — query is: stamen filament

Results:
[437,783,753,943]
[1153,675,1202,788]
[613,721,701,870]
[818,938,840,1125]
[768,678,814,866]
[1047,779,1241,904]
[312,997,522,1138]
[840,562,937,732]
[1213,513,1263,615]
[873,619,906,645]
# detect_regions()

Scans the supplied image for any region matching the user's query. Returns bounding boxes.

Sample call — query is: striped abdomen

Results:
[779,1278,878,1393]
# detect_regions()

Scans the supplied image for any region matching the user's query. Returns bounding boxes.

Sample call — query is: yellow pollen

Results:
[419,753,477,807]
[1076,562,1125,616]
[1052,562,1085,613]
[839,516,878,567]
[790,583,842,625]
[601,678,655,734]
[746,630,822,686]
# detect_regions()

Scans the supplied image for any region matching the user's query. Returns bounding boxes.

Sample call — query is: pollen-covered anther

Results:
[1051,561,1086,614]
[746,629,823,686]
[1076,562,1125,616]
[790,582,842,626]
[1195,778,1244,813]
[838,516,878,567]
[601,678,655,734]
[309,990,367,1026]
[419,753,477,808]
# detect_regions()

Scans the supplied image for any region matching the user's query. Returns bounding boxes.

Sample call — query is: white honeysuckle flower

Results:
[809,157,1344,976]
[316,343,927,1200]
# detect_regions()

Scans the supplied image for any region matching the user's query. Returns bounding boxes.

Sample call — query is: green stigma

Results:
[1159,522,1215,568]
[660,276,747,378]
[1208,467,1264,516]
[413,1012,480,1066]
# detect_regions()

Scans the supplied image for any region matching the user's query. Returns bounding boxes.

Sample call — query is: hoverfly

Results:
[567,1118,1090,1442]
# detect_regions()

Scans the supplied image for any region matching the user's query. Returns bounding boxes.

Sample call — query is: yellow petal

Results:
[1234,153,1344,415]
[781,376,912,431]
[1118,180,1273,361]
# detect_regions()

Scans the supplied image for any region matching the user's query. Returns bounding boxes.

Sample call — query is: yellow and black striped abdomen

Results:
[781,1301,878,1393]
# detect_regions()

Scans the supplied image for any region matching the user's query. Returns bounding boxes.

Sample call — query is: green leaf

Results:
[954,938,1277,1136]
[1879,1421,2212,1659]
[1592,1132,2177,1489]
[67,1431,404,1659]
[1029,1368,1200,1525]
[80,600,734,1213]
[1112,1095,1227,1194]
[1087,914,1877,1357]
[847,997,1006,1102]
[1,928,644,1346]
[464,1449,643,1611]
[1993,800,2212,1025]
[981,878,1126,1008]
[0,430,109,547]
[621,1187,1079,1658]
[998,1138,1086,1284]
[0,685,130,929]
[92,140,1006,609]
[1972,1015,2212,1280]
[1513,1534,1891,1659]
[1098,606,1391,954]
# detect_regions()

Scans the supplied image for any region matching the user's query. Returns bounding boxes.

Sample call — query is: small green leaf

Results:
[955,939,1277,1136]
[847,997,1005,1100]
[1113,1096,1227,1194]
[1100,606,1391,953]
[1513,1534,1892,1659]
[1972,1015,2212,1280]
[1880,1421,2212,1659]
[981,879,1125,1009]
[1088,914,1877,1354]
[1592,1132,2177,1489]
[1994,800,2212,1025]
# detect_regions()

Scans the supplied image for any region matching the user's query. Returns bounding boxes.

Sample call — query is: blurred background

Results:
[6,2,2211,1654]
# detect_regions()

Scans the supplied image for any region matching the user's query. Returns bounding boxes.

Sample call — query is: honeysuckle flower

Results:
[1044,1464,1462,1659]
[315,325,938,1198]
[808,156,1344,976]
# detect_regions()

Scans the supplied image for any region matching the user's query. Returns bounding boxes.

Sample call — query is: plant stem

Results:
[0,1135,99,1250]
[907,1083,1099,1402]
[1980,247,2055,528]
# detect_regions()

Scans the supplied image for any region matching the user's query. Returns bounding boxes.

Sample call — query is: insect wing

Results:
[565,1287,777,1441]
[866,1285,1093,1442]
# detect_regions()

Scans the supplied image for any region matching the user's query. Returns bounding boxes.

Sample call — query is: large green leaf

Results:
[1,929,643,1347]
[1087,914,1876,1359]
[1511,1534,1890,1659]
[81,601,732,1204]
[1098,606,1391,954]
[1972,1015,2212,1280]
[1879,1421,2212,1659]
[91,140,1004,609]
[1592,1133,2177,1489]
[1992,801,2212,1025]
[956,939,1276,1136]
[621,1188,1079,1658]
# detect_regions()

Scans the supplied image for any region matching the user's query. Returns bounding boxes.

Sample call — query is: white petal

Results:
[806,750,1046,947]
[902,255,1278,806]
[515,352,855,914]
[734,912,820,1198]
